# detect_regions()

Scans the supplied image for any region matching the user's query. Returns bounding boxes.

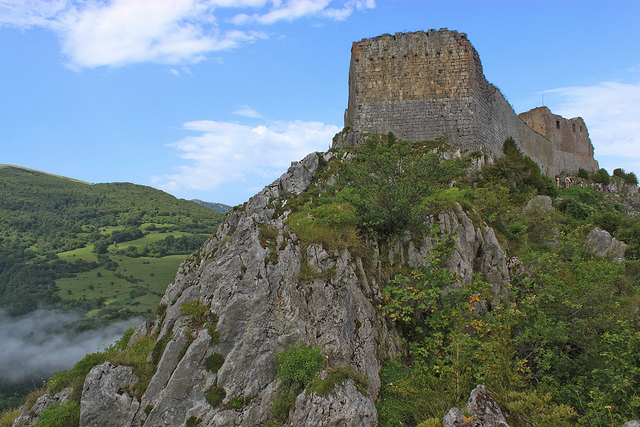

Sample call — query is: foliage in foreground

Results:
[373,138,640,426]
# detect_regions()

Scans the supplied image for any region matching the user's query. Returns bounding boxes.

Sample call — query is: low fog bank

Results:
[0,309,143,383]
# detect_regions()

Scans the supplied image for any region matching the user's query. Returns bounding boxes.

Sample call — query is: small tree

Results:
[340,135,468,237]
[624,171,638,186]
[613,168,626,179]
[577,168,590,180]
[592,168,610,185]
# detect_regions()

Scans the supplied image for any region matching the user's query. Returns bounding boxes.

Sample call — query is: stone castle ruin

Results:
[342,29,599,176]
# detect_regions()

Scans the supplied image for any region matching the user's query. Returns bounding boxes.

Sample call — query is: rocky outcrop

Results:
[79,362,139,427]
[12,387,73,427]
[443,384,509,427]
[524,195,553,213]
[75,148,511,426]
[291,378,378,426]
[583,227,627,263]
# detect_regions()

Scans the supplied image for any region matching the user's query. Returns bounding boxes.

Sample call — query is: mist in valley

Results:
[0,309,141,384]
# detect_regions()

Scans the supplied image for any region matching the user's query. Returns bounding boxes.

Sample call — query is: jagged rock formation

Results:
[443,385,510,427]
[12,387,73,427]
[341,29,599,177]
[291,377,378,426]
[74,149,512,426]
[80,362,140,426]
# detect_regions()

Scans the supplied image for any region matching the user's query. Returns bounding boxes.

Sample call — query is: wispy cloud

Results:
[546,81,640,170]
[233,105,264,118]
[0,0,374,70]
[232,0,375,24]
[157,118,340,194]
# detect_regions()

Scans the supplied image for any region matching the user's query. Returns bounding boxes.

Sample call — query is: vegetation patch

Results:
[205,384,226,407]
[180,300,215,327]
[0,166,224,318]
[307,366,368,397]
[204,353,225,373]
[186,415,201,426]
[151,331,173,366]
[225,395,252,410]
[36,401,80,427]
[271,342,326,421]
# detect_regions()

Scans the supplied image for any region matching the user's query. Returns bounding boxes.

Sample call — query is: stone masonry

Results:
[344,29,599,176]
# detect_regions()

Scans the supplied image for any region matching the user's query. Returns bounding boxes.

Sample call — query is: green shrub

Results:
[151,331,173,366]
[271,389,296,419]
[307,366,368,396]
[613,168,626,179]
[276,343,325,391]
[508,390,577,426]
[225,395,247,409]
[591,168,610,185]
[205,353,225,373]
[205,384,226,407]
[180,301,210,325]
[578,168,590,180]
[186,415,201,426]
[37,401,80,427]
[271,342,325,421]
[339,136,469,237]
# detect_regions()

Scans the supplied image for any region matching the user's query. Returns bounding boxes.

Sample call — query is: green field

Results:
[0,165,224,317]
[54,231,197,318]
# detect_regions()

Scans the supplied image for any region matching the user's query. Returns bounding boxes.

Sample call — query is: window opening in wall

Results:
[573,124,576,132]
[580,126,583,132]
[556,121,560,129]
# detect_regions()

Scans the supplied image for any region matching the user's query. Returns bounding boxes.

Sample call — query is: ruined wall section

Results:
[469,72,557,175]
[520,107,599,173]
[345,29,598,176]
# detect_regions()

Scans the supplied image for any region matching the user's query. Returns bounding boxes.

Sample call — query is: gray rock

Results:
[11,387,73,427]
[442,407,466,427]
[524,195,553,213]
[584,227,628,263]
[291,378,377,426]
[464,384,509,427]
[74,142,512,426]
[443,385,509,427]
[80,362,140,427]
[623,422,640,427]
[141,329,213,427]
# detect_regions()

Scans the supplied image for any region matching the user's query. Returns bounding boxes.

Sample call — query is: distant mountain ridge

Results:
[0,165,225,318]
[191,199,233,214]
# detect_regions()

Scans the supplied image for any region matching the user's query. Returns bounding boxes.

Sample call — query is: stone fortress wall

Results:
[343,29,599,176]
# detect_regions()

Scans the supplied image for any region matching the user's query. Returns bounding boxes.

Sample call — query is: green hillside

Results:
[0,166,225,319]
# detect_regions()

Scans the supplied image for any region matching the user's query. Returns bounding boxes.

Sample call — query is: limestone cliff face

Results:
[77,150,511,427]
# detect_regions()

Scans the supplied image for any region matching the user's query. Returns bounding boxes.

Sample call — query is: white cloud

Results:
[0,0,67,28]
[158,119,340,193]
[233,0,375,25]
[233,105,264,118]
[0,0,373,69]
[547,81,640,165]
[170,68,180,76]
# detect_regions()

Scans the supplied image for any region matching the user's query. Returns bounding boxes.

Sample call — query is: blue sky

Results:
[1,0,639,206]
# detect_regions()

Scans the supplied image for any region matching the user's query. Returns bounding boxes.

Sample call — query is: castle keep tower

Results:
[344,29,598,176]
